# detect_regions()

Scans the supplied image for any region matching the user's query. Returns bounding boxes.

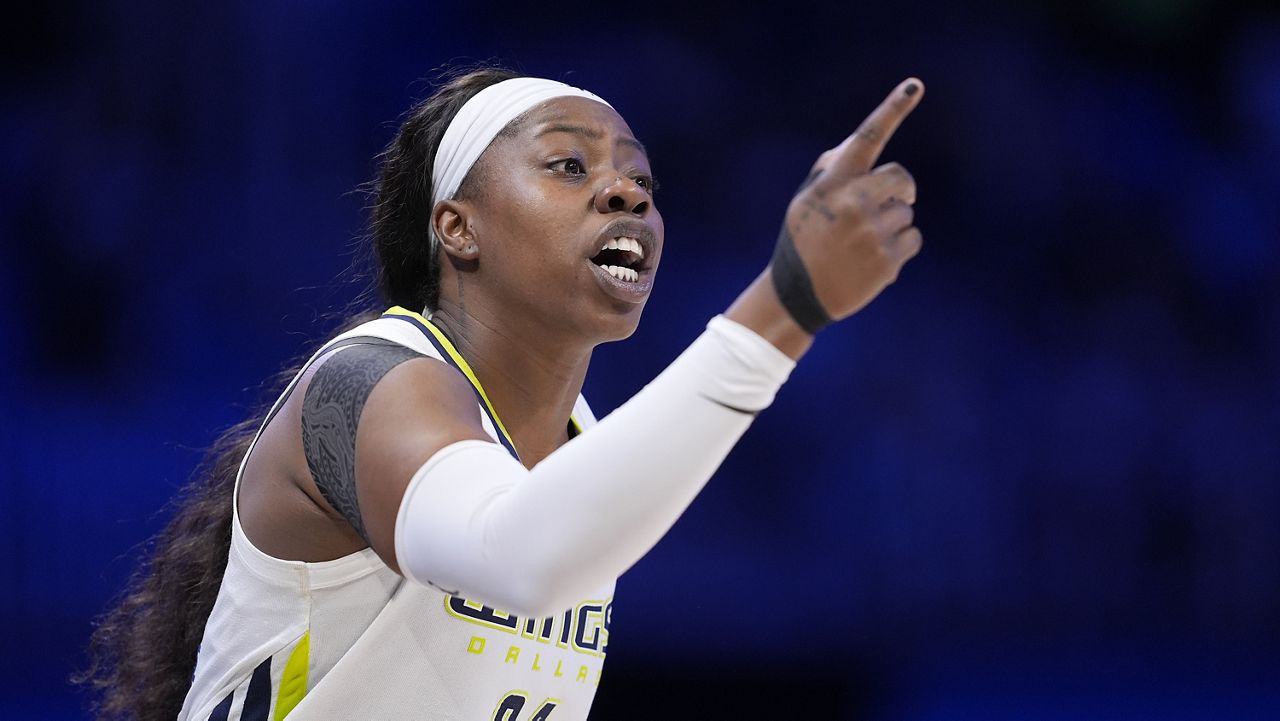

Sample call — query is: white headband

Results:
[429,77,612,253]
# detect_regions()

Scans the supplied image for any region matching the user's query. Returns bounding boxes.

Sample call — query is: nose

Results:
[593,176,650,216]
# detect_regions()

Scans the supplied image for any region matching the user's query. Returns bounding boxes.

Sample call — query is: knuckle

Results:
[878,161,915,191]
[887,163,915,191]
[856,125,884,145]
[898,165,915,187]
[851,194,879,221]
[903,229,923,255]
[876,204,911,234]
[835,188,872,218]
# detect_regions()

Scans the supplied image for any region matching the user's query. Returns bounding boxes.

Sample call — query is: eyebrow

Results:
[535,123,648,157]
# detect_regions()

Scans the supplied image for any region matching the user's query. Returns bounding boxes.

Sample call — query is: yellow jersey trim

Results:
[273,631,310,720]
[383,307,583,454]
[384,306,519,452]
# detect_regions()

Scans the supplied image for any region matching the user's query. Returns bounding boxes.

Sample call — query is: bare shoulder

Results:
[352,353,493,570]
[239,345,490,565]
[354,350,491,471]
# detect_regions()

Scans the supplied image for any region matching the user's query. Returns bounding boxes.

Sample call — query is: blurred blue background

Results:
[3,1,1278,718]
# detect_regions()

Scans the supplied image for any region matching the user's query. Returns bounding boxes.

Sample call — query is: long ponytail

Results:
[76,65,520,720]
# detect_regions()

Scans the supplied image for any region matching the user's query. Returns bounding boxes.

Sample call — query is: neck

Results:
[429,298,592,467]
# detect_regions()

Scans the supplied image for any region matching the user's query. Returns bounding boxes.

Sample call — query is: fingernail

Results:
[904,82,919,97]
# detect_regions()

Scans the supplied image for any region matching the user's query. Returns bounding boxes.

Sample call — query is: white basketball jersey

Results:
[180,307,613,721]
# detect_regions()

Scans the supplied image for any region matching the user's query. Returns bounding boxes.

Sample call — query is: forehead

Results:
[509,96,645,156]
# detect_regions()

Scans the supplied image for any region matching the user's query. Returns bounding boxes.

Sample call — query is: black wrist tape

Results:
[769,169,832,335]
[770,227,832,335]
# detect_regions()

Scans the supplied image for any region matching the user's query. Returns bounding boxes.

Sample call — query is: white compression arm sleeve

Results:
[393,315,796,616]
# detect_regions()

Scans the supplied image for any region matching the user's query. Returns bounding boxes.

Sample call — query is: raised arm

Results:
[314,79,925,617]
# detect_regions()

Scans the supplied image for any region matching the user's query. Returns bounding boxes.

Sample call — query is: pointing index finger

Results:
[830,78,924,179]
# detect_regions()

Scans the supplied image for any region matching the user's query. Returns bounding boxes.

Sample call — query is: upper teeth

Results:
[601,236,644,259]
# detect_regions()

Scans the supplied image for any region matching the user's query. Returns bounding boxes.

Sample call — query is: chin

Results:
[587,301,647,346]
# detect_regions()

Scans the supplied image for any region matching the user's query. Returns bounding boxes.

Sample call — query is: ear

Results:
[432,200,480,262]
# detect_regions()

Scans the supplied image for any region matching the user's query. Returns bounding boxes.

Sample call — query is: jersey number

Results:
[493,692,557,720]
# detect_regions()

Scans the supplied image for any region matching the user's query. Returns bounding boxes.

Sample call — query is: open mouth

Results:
[589,235,646,283]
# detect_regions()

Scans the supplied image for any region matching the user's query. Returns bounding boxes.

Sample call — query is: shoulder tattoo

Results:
[301,342,424,543]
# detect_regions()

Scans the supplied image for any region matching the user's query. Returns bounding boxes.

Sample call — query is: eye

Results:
[552,158,586,176]
[632,174,659,193]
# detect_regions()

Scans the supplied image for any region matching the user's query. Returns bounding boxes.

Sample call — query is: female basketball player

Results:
[81,67,923,720]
